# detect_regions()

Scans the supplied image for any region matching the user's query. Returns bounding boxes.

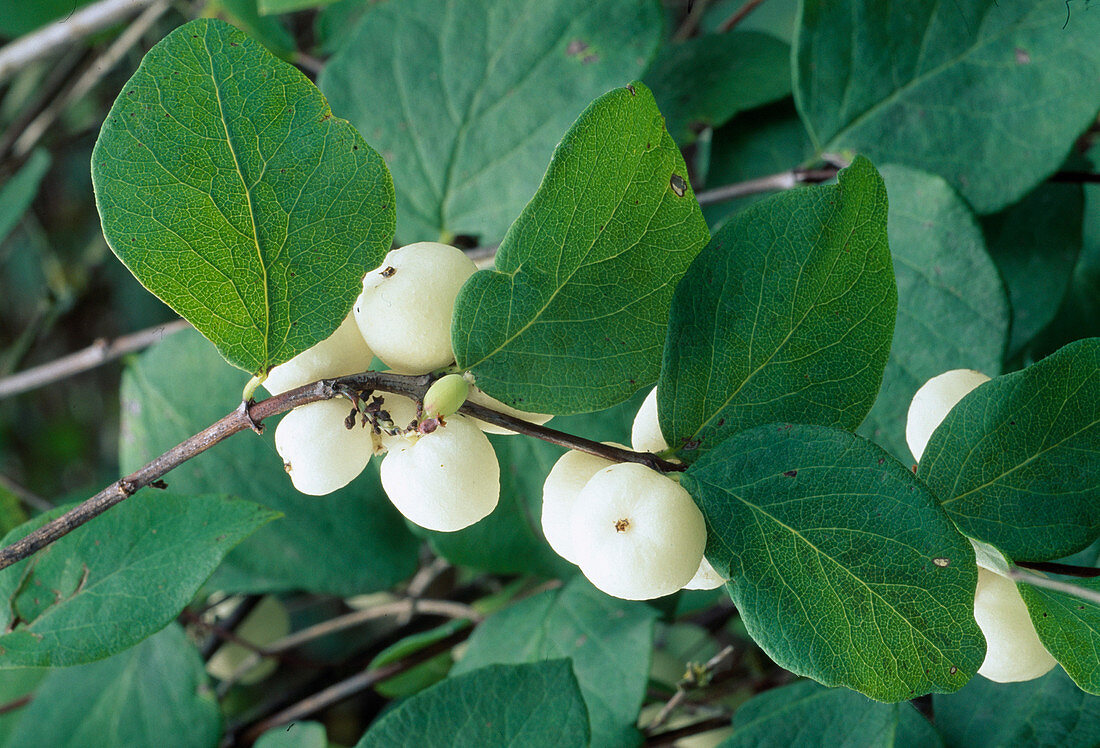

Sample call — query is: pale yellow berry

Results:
[571,463,705,600]
[465,385,553,435]
[540,445,627,564]
[274,399,373,495]
[263,312,373,395]
[906,369,990,462]
[379,414,500,531]
[353,242,476,374]
[974,567,1057,683]
[632,386,669,453]
[683,556,726,591]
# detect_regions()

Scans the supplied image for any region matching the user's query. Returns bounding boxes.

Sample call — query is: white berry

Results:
[906,369,991,462]
[632,386,669,453]
[467,385,553,435]
[275,399,373,495]
[353,242,476,374]
[974,566,1056,682]
[571,463,706,600]
[263,312,374,395]
[683,556,726,591]
[379,414,500,532]
[541,445,626,564]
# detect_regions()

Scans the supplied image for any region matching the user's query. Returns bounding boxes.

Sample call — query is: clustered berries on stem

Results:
[268,242,724,602]
[906,369,1056,683]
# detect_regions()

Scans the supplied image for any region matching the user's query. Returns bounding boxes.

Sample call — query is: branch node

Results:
[238,399,265,435]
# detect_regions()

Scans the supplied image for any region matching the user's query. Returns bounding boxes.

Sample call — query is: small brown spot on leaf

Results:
[933,557,950,567]
[626,83,636,96]
[783,470,797,478]
[566,39,589,56]
[949,666,958,675]
[582,54,599,64]
[1015,48,1031,64]
[670,173,687,197]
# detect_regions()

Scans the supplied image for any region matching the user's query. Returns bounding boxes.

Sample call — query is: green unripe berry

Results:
[423,373,469,419]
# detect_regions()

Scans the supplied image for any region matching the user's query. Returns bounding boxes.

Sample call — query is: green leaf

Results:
[357,660,590,748]
[659,156,894,459]
[1019,576,1100,695]
[213,0,296,57]
[92,18,395,376]
[794,1,1100,214]
[255,721,327,748]
[933,667,1100,747]
[0,492,274,668]
[646,32,791,145]
[1,624,220,747]
[721,680,942,747]
[702,100,816,228]
[918,338,1100,560]
[0,150,49,247]
[368,618,468,698]
[452,81,709,415]
[858,164,1008,461]
[682,424,984,701]
[982,183,1084,359]
[0,1,93,36]
[453,576,655,748]
[259,0,337,14]
[120,328,419,595]
[320,0,662,245]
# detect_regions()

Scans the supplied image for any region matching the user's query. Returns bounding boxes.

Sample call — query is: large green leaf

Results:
[0,150,49,247]
[452,81,709,415]
[320,0,662,245]
[0,0,93,36]
[982,183,1084,359]
[794,1,1100,214]
[1,624,221,748]
[645,32,791,145]
[858,165,1008,460]
[682,424,984,701]
[933,667,1100,747]
[659,156,894,459]
[721,680,942,747]
[120,329,419,595]
[918,338,1100,560]
[1019,576,1100,695]
[0,493,274,668]
[357,660,589,747]
[92,18,394,376]
[453,576,656,748]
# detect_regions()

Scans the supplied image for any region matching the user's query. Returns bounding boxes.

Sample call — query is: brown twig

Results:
[237,625,473,743]
[0,368,677,571]
[694,167,839,206]
[197,595,263,660]
[645,645,737,733]
[0,694,32,717]
[0,319,190,399]
[0,0,159,84]
[672,0,713,41]
[717,0,768,32]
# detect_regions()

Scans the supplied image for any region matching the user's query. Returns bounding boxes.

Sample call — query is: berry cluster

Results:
[907,369,1055,683]
[270,242,547,533]
[541,387,726,600]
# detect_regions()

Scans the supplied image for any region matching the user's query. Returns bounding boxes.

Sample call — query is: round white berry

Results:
[540,445,626,564]
[683,556,726,591]
[275,399,373,495]
[206,596,290,684]
[571,463,706,600]
[974,566,1056,683]
[353,242,476,374]
[379,414,500,532]
[631,386,669,453]
[906,369,990,463]
[466,385,553,435]
[263,312,374,395]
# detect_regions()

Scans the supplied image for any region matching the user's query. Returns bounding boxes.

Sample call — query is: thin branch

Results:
[0,694,32,717]
[0,368,676,572]
[672,0,713,42]
[197,595,263,660]
[0,319,190,399]
[1016,560,1100,579]
[0,0,158,84]
[694,167,839,207]
[0,472,53,513]
[717,0,768,32]
[645,645,736,733]
[1008,570,1100,606]
[11,0,173,159]
[215,597,479,697]
[236,626,473,743]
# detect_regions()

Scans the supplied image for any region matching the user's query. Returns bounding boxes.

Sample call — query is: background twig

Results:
[718,0,768,32]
